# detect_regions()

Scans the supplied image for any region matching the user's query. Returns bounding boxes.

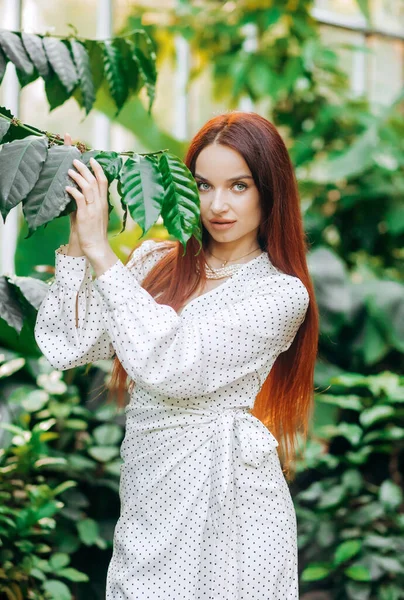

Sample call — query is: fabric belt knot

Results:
[207,407,279,535]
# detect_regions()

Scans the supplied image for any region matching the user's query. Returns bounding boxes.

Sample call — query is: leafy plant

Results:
[0,108,202,248]
[293,371,404,600]
[0,27,156,115]
[0,348,126,599]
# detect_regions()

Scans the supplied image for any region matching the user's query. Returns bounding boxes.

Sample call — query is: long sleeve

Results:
[34,239,169,370]
[91,259,310,398]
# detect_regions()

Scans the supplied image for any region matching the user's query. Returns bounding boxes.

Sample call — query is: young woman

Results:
[35,111,319,599]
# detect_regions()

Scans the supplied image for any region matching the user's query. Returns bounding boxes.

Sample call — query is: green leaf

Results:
[42,579,72,600]
[52,480,77,497]
[88,446,120,462]
[22,144,82,237]
[7,273,48,311]
[344,564,372,581]
[83,39,104,93]
[309,125,379,183]
[101,40,129,115]
[159,152,202,250]
[0,135,48,222]
[0,276,24,333]
[93,423,122,446]
[58,567,89,582]
[34,457,67,468]
[118,154,163,235]
[70,39,95,115]
[49,552,70,570]
[0,113,10,143]
[334,540,362,566]
[0,30,34,76]
[379,480,403,511]
[359,405,395,428]
[0,46,8,85]
[301,564,330,581]
[317,484,346,509]
[91,151,122,183]
[21,33,50,78]
[126,30,157,112]
[0,358,25,379]
[19,390,49,412]
[42,37,78,93]
[77,518,99,545]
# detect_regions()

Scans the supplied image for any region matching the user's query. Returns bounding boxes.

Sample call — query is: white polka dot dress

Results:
[34,239,310,600]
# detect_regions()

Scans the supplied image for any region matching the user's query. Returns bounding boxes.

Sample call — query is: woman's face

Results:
[194,143,262,253]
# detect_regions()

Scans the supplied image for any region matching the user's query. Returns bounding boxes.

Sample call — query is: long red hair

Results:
[106,111,319,480]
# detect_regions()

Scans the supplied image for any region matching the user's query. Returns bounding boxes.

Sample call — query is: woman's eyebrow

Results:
[195,173,254,182]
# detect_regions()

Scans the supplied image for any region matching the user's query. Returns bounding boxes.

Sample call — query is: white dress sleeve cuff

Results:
[93,259,143,310]
[54,244,93,292]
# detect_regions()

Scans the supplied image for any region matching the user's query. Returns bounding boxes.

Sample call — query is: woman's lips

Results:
[210,221,236,230]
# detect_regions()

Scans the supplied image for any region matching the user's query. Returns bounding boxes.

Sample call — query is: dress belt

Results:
[208,407,279,535]
[124,403,279,535]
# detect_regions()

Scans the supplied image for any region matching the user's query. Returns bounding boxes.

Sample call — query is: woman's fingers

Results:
[64,132,72,146]
[65,185,87,210]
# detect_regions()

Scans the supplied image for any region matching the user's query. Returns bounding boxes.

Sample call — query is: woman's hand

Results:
[64,133,84,256]
[66,144,118,277]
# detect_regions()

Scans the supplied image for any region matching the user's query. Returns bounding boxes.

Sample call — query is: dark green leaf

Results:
[70,39,95,115]
[42,37,78,93]
[21,32,50,78]
[91,150,122,183]
[23,145,82,237]
[118,154,163,235]
[0,45,7,84]
[0,135,48,222]
[334,540,362,566]
[159,152,202,250]
[0,113,10,142]
[0,30,34,75]
[0,277,24,333]
[10,274,49,310]
[42,579,72,600]
[77,518,99,545]
[101,40,129,115]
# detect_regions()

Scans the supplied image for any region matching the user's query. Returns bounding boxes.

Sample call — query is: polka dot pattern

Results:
[34,239,310,599]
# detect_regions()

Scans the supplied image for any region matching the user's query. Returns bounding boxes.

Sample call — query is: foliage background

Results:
[0,0,403,599]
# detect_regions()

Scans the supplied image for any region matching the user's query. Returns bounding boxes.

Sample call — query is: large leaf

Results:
[23,145,82,237]
[42,37,78,93]
[21,32,50,78]
[11,275,49,311]
[159,152,202,249]
[0,113,10,142]
[0,45,7,85]
[126,30,157,112]
[0,276,24,332]
[83,39,105,94]
[91,151,122,183]
[101,40,129,115]
[118,154,163,235]
[0,135,48,222]
[0,30,34,76]
[70,39,95,115]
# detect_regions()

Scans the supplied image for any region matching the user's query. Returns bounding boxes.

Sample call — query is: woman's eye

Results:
[233,182,247,192]
[197,181,210,191]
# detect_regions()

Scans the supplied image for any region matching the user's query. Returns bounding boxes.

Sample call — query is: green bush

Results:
[293,371,404,600]
[0,349,125,599]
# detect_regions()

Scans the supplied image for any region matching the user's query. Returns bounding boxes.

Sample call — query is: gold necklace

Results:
[205,246,263,280]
